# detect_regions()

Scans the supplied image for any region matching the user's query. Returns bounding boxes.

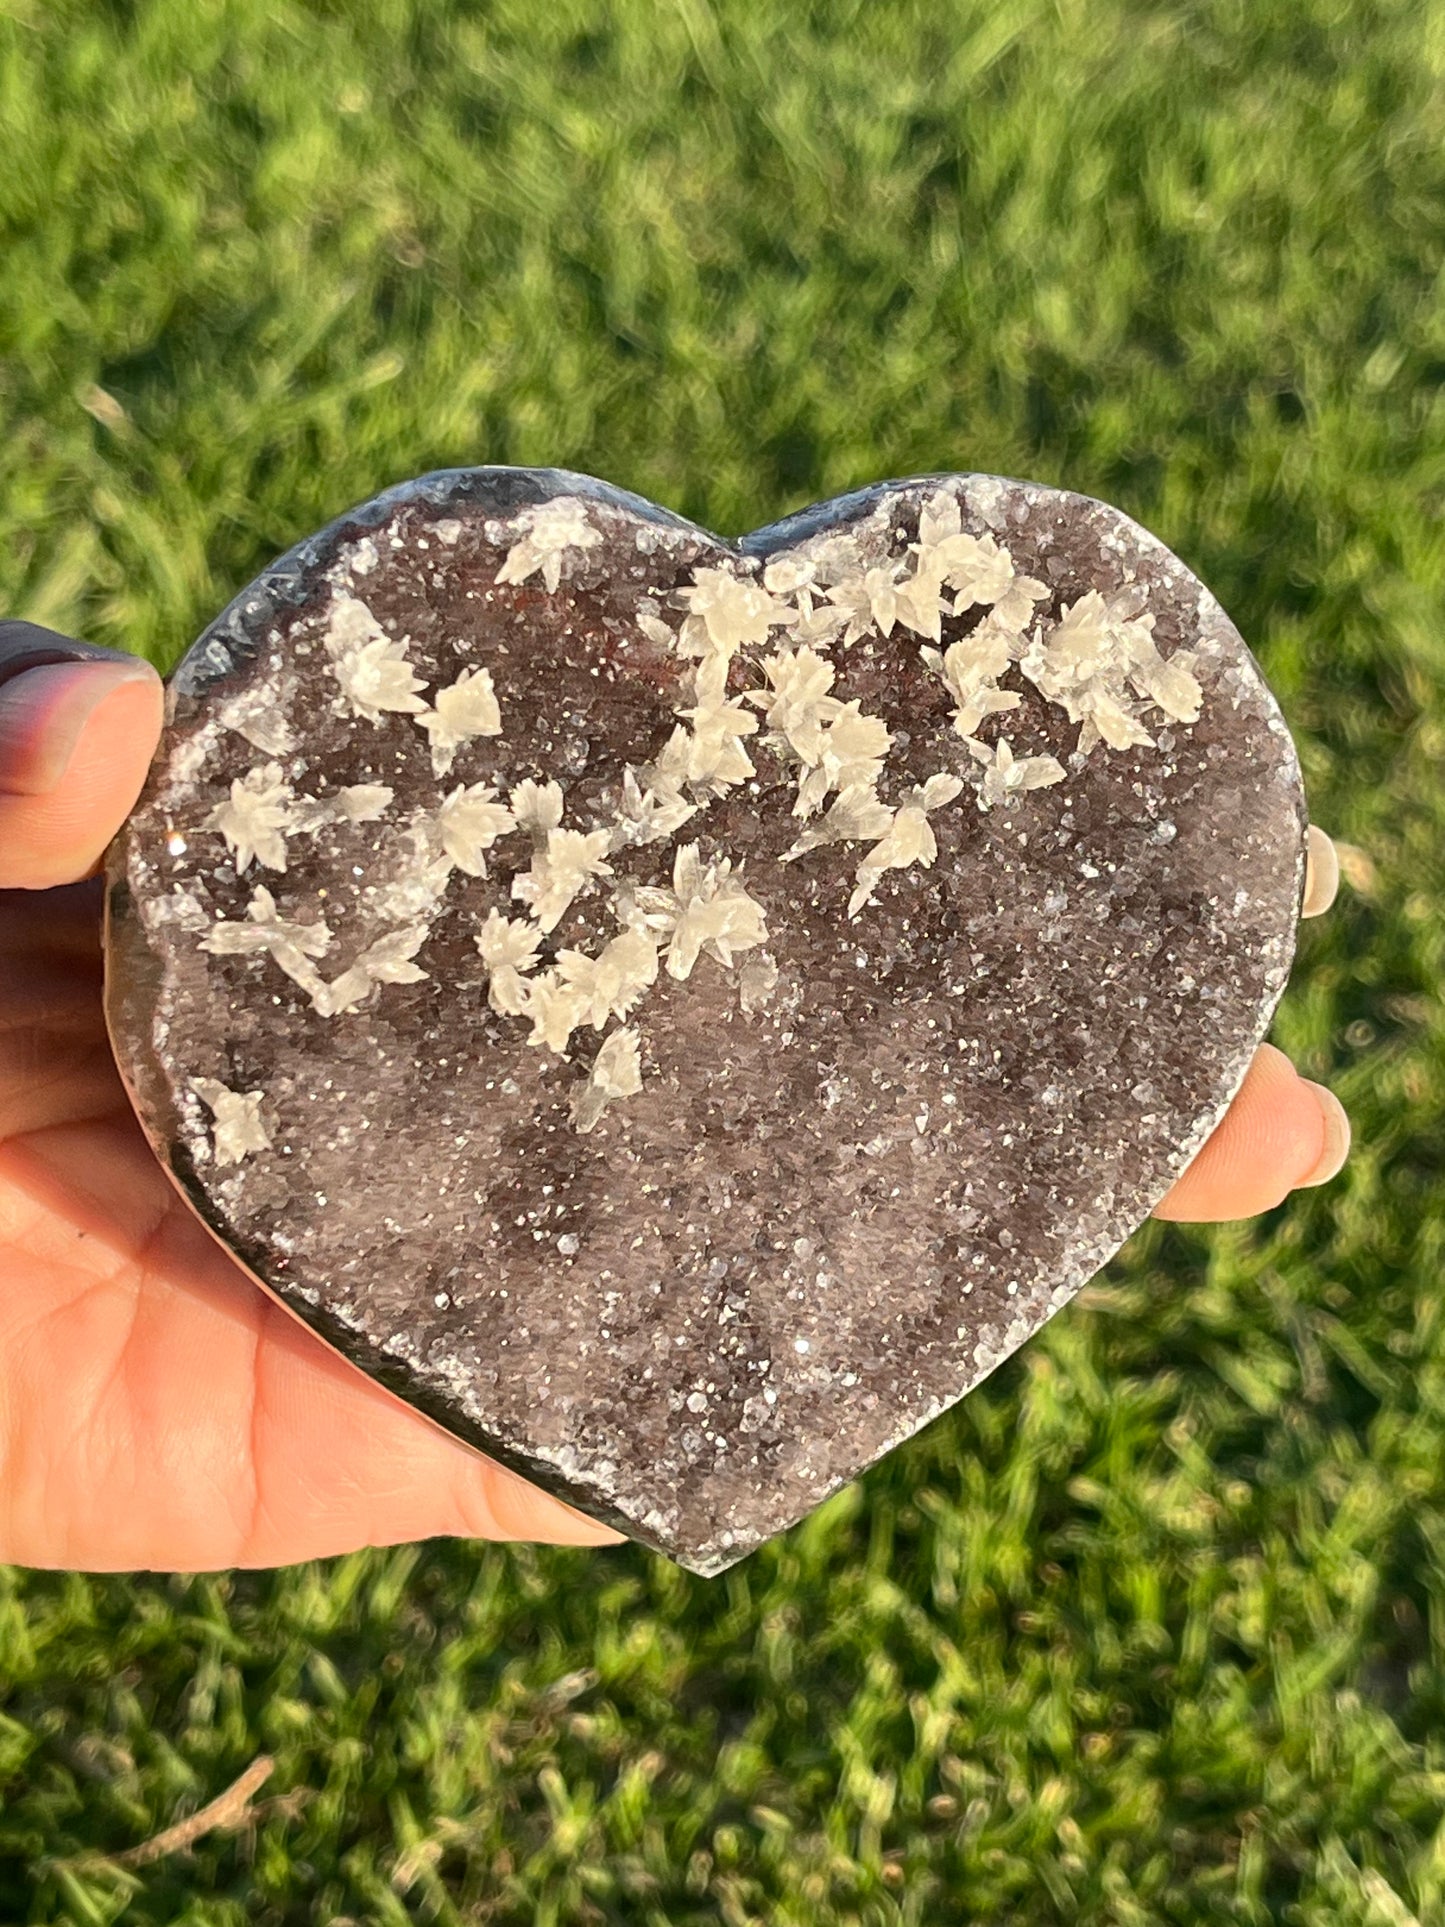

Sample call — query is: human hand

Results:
[0,620,626,1568]
[0,622,1347,1571]
[1151,821,1347,1219]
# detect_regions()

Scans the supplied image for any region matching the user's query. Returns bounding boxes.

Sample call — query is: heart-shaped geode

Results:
[104,467,1306,1574]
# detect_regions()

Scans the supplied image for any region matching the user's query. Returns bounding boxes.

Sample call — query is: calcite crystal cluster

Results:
[104,468,1308,1573]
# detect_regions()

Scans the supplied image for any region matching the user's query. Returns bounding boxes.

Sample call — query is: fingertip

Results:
[1298,1080,1350,1186]
[1153,1043,1345,1222]
[449,1451,629,1548]
[1302,826,1339,918]
[0,660,163,888]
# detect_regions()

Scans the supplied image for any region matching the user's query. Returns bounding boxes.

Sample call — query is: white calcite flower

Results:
[783,781,896,861]
[913,491,997,585]
[791,701,892,816]
[608,765,698,850]
[199,884,331,961]
[618,842,769,982]
[848,773,964,918]
[203,762,295,873]
[357,925,431,985]
[674,656,760,796]
[677,565,791,663]
[785,589,851,649]
[555,928,661,1027]
[512,826,615,933]
[508,778,565,843]
[670,859,769,979]
[570,1026,644,1134]
[636,607,680,652]
[317,925,431,1017]
[367,816,456,924]
[921,624,1025,741]
[953,682,1025,740]
[594,1026,644,1095]
[520,968,588,1053]
[199,885,333,1006]
[912,489,1050,632]
[416,665,502,777]
[436,782,517,877]
[965,736,1067,810]
[910,772,968,812]
[890,566,950,644]
[968,572,1050,635]
[1020,588,1203,755]
[198,879,431,1020]
[638,725,693,797]
[824,562,907,644]
[912,487,967,554]
[1133,650,1204,726]
[321,591,429,722]
[332,782,394,823]
[761,552,816,596]
[189,1078,273,1167]
[474,909,544,1015]
[216,690,297,758]
[288,783,394,835]
[494,497,602,594]
[748,646,841,764]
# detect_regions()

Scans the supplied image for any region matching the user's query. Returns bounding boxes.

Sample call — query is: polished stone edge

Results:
[170,465,722,703]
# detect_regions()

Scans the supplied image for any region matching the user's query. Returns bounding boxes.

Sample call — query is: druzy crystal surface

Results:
[104,468,1307,1573]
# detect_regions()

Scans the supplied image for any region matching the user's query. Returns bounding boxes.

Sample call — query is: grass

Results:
[2,0,1445,1917]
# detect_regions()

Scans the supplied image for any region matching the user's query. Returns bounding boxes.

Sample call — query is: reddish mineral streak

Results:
[103,468,1307,1574]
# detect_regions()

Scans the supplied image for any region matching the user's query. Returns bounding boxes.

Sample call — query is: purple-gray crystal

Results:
[103,468,1307,1574]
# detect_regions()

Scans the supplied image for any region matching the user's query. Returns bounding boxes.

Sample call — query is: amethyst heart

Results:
[103,468,1306,1573]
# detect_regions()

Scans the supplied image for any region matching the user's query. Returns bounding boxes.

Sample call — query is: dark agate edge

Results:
[104,467,1308,1574]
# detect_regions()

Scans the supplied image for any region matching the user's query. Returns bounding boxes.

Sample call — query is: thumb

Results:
[0,620,164,889]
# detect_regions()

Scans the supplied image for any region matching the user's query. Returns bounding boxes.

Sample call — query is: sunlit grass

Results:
[3,0,1445,1918]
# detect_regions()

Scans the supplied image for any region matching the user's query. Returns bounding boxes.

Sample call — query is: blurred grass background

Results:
[2,0,1444,1919]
